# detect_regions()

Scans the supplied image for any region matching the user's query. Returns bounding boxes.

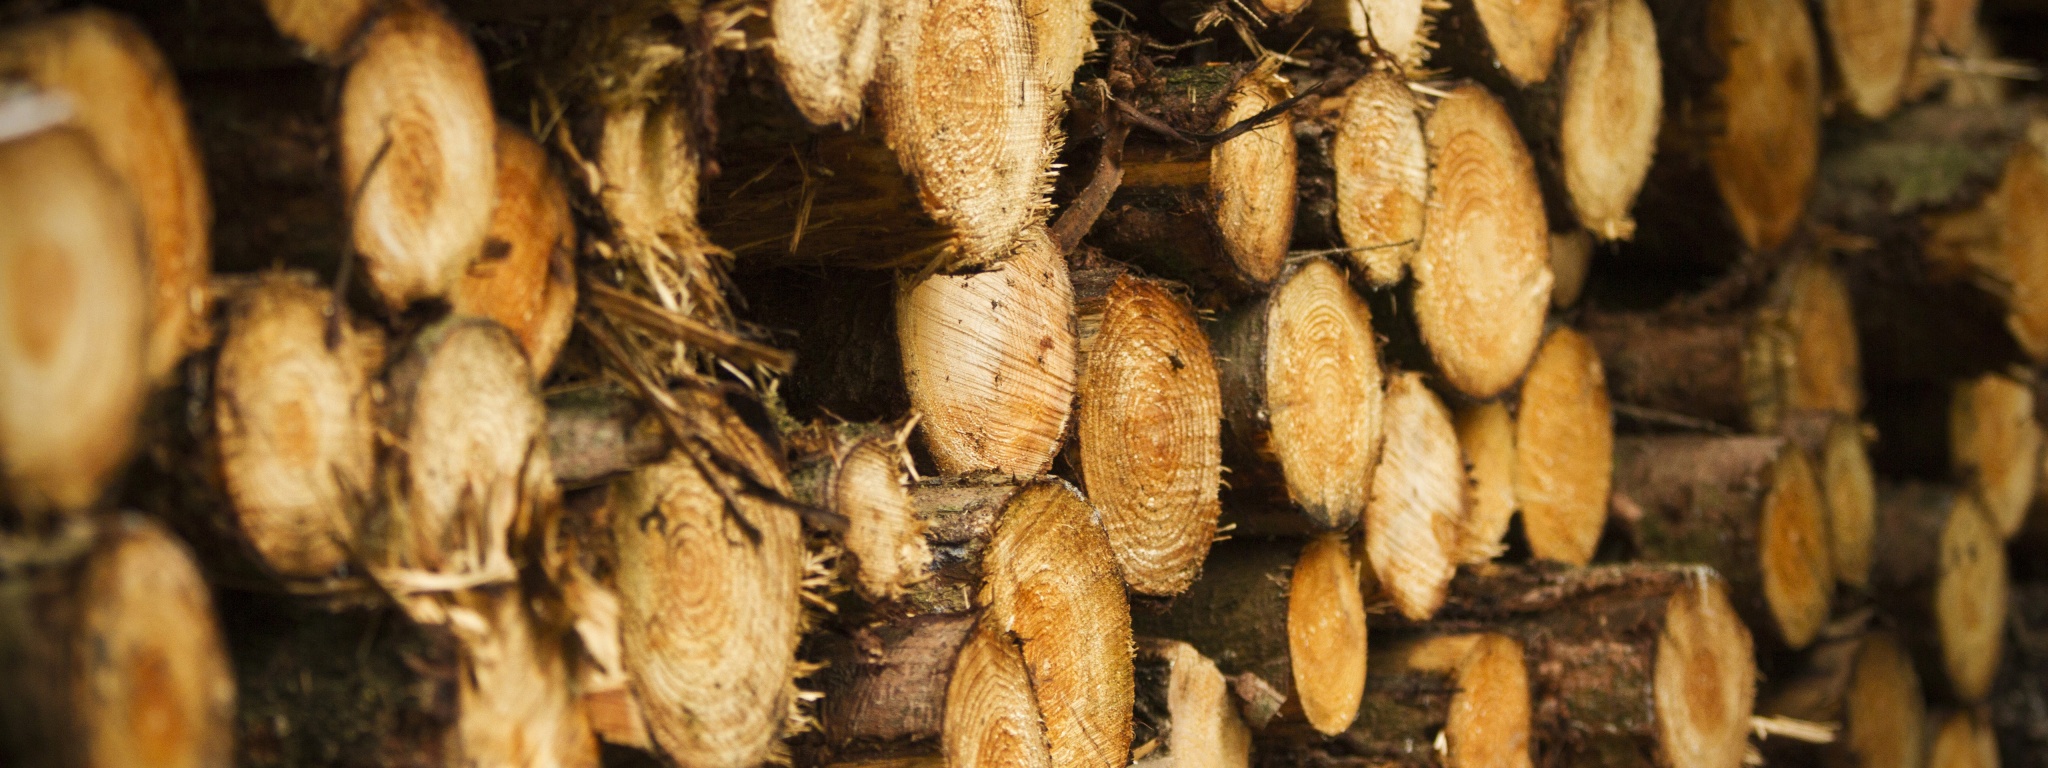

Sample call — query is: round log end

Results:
[612,449,806,768]
[1022,0,1095,98]
[1347,0,1436,73]
[339,2,496,313]
[1365,372,1466,620]
[1927,709,2001,768]
[945,624,1054,768]
[1148,640,1253,768]
[1706,0,1822,251]
[1265,259,1385,528]
[1778,259,1863,422]
[1471,0,1571,85]
[1548,230,1593,308]
[769,0,883,128]
[1842,632,1927,768]
[1653,575,1757,768]
[1820,418,1878,590]
[1760,447,1834,650]
[898,230,1076,475]
[261,0,377,59]
[1435,634,1535,768]
[980,481,1135,768]
[836,435,929,601]
[1514,327,1615,567]
[1077,276,1223,597]
[1949,373,2041,538]
[0,125,146,519]
[1331,70,1426,288]
[1454,400,1518,564]
[595,99,700,245]
[214,274,383,579]
[1820,0,1918,119]
[1416,83,1553,399]
[1935,494,2007,702]
[1992,144,2048,363]
[1210,68,1297,287]
[1560,0,1662,241]
[452,123,577,377]
[1288,534,1369,735]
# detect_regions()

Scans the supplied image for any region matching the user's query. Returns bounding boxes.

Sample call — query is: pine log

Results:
[1454,400,1518,564]
[0,122,147,523]
[1383,564,1757,768]
[945,621,1055,768]
[1084,59,1298,292]
[1209,258,1385,529]
[1610,435,1834,652]
[0,9,212,382]
[610,444,805,768]
[1432,0,1663,241]
[0,515,235,768]
[1021,0,1095,101]
[1263,632,1532,768]
[1583,256,1861,432]
[1782,412,1879,590]
[1548,229,1592,307]
[259,0,377,60]
[897,228,1076,475]
[1414,82,1554,398]
[1308,67,1428,288]
[1759,631,1927,768]
[443,586,600,768]
[1630,0,1823,253]
[337,2,496,313]
[1871,483,2008,703]
[1304,0,1440,75]
[1928,708,2003,768]
[1131,639,1255,768]
[1818,0,1920,118]
[1513,326,1615,566]
[768,0,883,128]
[1072,268,1224,597]
[1923,135,2048,363]
[785,421,929,602]
[1363,372,1470,620]
[451,122,577,378]
[1133,534,1369,737]
[211,273,385,580]
[1950,372,2044,537]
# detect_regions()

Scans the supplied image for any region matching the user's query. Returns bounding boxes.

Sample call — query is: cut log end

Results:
[769,0,883,128]
[261,0,377,59]
[1288,534,1368,735]
[1761,447,1835,650]
[1925,140,2048,363]
[1560,0,1662,241]
[1365,372,1466,620]
[1416,83,1552,399]
[1548,230,1592,308]
[978,481,1134,768]
[1706,0,1823,250]
[1935,494,2007,702]
[452,122,577,377]
[1076,275,1223,597]
[833,434,929,601]
[1819,418,1877,589]
[339,2,496,313]
[1820,0,1918,119]
[0,125,145,519]
[1454,400,1516,564]
[1653,577,1758,768]
[1331,69,1426,287]
[1342,0,1437,73]
[1380,633,1533,768]
[612,448,804,768]
[1514,327,1615,567]
[898,229,1076,475]
[1927,709,2001,768]
[213,273,383,580]
[1139,640,1253,768]
[1777,259,1863,422]
[1843,632,1928,768]
[1949,373,2041,538]
[1022,0,1095,99]
[1263,259,1384,528]
[1471,0,1571,85]
[0,9,212,382]
[1210,67,1297,287]
[944,624,1053,768]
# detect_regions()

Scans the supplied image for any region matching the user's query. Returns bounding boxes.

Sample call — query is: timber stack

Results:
[1,0,2046,766]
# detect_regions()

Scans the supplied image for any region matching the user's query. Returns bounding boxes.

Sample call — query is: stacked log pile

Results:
[2,0,2047,767]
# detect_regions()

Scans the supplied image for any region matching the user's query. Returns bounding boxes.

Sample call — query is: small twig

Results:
[1750,715,1837,744]
[329,132,394,350]
[1050,89,1131,255]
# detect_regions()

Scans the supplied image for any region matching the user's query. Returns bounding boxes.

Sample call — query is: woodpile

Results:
[5,0,2048,767]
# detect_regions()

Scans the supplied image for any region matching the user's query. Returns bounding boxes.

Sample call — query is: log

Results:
[1021,0,1095,102]
[1610,435,1834,652]
[1386,564,1757,768]
[1928,708,2003,768]
[1949,372,2044,538]
[1363,372,1470,621]
[1072,269,1224,597]
[1785,413,1879,590]
[1513,326,1615,567]
[0,8,212,382]
[0,122,147,522]
[1133,534,1369,737]
[1306,0,1440,75]
[1922,135,2048,363]
[1209,258,1385,529]
[1131,639,1254,768]
[610,443,805,768]
[337,1,496,313]
[946,621,1054,768]
[1415,82,1554,398]
[1265,632,1532,768]
[1454,400,1517,564]
[785,421,929,601]
[1759,631,1927,768]
[0,515,235,768]
[443,586,600,768]
[1583,256,1861,432]
[896,228,1076,475]
[1325,67,1428,288]
[259,0,377,60]
[1548,229,1593,307]
[451,122,578,378]
[767,0,883,128]
[211,272,385,580]
[1434,0,1573,87]
[1871,483,2008,703]
[1818,0,1920,118]
[1085,58,1298,292]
